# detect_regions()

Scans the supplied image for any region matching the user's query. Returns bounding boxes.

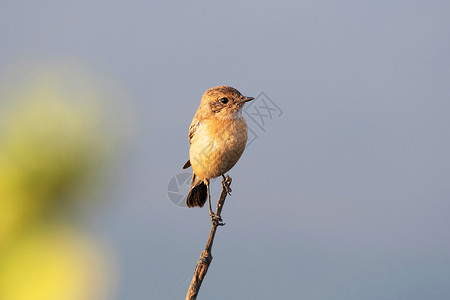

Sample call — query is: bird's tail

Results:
[186,174,207,208]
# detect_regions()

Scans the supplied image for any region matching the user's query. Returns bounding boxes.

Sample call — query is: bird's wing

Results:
[182,159,191,169]
[188,117,201,144]
[182,116,201,169]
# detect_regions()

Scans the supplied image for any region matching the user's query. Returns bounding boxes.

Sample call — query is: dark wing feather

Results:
[182,116,201,169]
[183,160,191,169]
[188,117,201,144]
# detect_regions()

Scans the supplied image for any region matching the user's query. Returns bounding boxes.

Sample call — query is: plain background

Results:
[1,1,450,299]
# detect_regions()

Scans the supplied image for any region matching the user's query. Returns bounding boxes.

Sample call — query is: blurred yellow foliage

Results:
[0,65,123,300]
[0,70,108,244]
[0,223,116,300]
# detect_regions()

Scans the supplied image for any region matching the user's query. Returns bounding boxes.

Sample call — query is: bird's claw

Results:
[224,185,232,195]
[222,178,232,195]
[210,213,226,226]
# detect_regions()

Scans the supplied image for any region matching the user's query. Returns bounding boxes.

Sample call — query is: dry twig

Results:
[185,175,232,300]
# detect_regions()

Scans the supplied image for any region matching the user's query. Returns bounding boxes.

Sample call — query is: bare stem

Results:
[185,175,232,300]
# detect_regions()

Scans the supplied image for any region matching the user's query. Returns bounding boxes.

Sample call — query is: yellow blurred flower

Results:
[0,63,129,300]
[0,223,117,300]
[0,68,112,244]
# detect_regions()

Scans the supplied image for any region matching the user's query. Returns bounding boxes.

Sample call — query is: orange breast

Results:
[189,118,248,180]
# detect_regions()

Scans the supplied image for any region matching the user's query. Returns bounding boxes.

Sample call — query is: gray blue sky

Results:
[1,1,450,299]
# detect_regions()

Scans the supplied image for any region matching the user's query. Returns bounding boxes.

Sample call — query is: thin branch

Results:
[185,175,232,300]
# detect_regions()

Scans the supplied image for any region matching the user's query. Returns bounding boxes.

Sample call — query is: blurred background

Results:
[1,1,449,299]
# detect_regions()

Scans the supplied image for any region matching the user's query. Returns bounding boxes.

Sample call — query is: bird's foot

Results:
[209,212,226,226]
[222,175,232,195]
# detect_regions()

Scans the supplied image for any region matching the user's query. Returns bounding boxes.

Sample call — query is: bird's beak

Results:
[241,96,255,103]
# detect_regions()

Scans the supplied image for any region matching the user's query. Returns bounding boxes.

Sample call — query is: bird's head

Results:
[199,86,254,120]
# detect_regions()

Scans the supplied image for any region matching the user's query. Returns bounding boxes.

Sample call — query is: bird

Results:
[182,86,254,222]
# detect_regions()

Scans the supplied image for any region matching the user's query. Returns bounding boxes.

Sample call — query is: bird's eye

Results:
[220,97,229,104]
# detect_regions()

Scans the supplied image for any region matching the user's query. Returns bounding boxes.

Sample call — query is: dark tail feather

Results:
[186,182,207,208]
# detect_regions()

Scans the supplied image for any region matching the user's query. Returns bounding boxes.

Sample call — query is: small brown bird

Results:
[183,86,254,221]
